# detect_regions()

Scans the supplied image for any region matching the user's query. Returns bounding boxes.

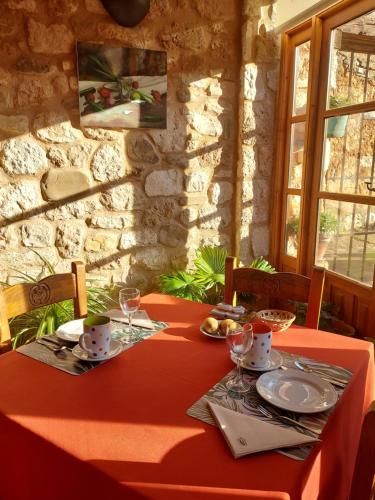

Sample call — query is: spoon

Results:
[294,361,347,388]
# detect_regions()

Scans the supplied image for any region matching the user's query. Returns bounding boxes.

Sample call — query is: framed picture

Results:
[76,42,167,129]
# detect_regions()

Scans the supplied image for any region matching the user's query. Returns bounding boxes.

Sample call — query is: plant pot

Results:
[327,115,349,138]
[317,235,331,261]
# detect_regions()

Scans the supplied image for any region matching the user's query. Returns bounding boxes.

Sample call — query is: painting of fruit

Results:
[77,42,167,129]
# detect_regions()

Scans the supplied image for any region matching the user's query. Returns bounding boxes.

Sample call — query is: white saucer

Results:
[200,323,227,339]
[231,349,283,371]
[56,319,84,342]
[256,368,338,413]
[72,339,123,362]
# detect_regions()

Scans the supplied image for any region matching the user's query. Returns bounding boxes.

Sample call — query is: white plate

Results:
[56,319,85,342]
[256,368,338,413]
[231,349,283,371]
[72,339,123,362]
[200,323,227,339]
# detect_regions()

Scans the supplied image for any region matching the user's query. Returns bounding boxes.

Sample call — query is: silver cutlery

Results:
[36,339,72,353]
[293,361,347,388]
[245,401,320,437]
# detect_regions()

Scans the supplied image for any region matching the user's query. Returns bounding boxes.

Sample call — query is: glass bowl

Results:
[256,309,296,332]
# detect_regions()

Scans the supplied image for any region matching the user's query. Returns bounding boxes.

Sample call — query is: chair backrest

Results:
[0,261,87,352]
[224,256,325,329]
[349,400,375,500]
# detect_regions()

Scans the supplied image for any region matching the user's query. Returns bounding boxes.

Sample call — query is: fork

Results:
[36,339,72,353]
[256,403,319,437]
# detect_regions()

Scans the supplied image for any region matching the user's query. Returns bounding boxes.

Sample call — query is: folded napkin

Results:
[210,309,242,320]
[208,402,319,458]
[103,309,155,330]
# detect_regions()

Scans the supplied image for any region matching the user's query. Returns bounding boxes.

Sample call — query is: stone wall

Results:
[0,0,277,291]
[238,0,279,263]
[0,0,245,290]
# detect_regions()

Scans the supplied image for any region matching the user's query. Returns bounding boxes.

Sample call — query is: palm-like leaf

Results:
[194,246,228,288]
[159,271,205,302]
[249,256,276,273]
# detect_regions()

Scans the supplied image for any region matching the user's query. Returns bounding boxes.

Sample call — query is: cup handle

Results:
[79,333,94,356]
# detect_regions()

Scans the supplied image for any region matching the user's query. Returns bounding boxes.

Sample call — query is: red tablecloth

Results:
[0,294,373,500]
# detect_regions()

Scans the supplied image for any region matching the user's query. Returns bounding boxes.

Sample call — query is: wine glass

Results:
[226,324,253,394]
[119,288,140,343]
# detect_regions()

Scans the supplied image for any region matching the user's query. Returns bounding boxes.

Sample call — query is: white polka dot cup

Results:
[79,316,111,359]
[245,322,272,368]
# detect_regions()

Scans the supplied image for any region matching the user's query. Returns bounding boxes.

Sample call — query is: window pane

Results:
[288,122,305,188]
[293,41,310,116]
[285,195,301,257]
[316,199,375,286]
[320,112,375,195]
[328,9,375,109]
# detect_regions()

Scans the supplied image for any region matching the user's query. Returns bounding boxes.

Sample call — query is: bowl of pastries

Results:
[200,317,238,339]
[256,309,296,332]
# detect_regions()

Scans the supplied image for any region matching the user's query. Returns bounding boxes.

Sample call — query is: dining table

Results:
[0,293,374,500]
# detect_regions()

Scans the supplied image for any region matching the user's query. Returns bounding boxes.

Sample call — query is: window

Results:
[272,0,375,337]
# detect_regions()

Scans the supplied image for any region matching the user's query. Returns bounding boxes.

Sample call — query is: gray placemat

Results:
[16,320,168,376]
[187,350,352,461]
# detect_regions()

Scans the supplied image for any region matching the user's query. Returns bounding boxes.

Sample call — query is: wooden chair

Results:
[349,401,375,500]
[0,261,87,353]
[224,256,325,329]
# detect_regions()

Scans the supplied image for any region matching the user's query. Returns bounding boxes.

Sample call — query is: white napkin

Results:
[208,402,319,458]
[103,309,155,330]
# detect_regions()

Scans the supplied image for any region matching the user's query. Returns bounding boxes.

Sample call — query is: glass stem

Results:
[235,356,242,384]
[129,313,132,337]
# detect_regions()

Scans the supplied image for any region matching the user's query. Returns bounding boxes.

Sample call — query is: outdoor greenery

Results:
[329,95,351,108]
[3,252,119,348]
[287,212,337,237]
[159,246,275,304]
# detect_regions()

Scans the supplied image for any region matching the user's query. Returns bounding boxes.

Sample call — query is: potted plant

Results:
[327,96,350,138]
[317,212,337,260]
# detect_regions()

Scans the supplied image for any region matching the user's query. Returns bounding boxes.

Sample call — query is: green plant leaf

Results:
[249,256,276,273]
[193,246,228,288]
[159,271,204,302]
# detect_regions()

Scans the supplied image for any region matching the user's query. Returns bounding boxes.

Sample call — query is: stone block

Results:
[16,77,54,107]
[46,200,91,221]
[15,56,53,74]
[48,0,79,16]
[27,19,75,54]
[33,110,83,143]
[159,224,189,248]
[199,204,232,230]
[91,143,124,182]
[56,221,86,258]
[145,169,183,197]
[8,0,36,12]
[41,169,92,201]
[258,145,274,177]
[119,229,158,250]
[1,138,47,175]
[85,231,118,252]
[142,198,180,227]
[21,222,54,247]
[267,68,278,92]
[90,212,135,229]
[83,127,123,141]
[180,206,198,226]
[0,227,17,249]
[244,63,265,101]
[187,112,223,137]
[131,246,170,271]
[126,133,160,164]
[208,181,233,205]
[185,171,209,193]
[0,248,58,270]
[101,183,145,211]
[0,114,29,135]
[47,147,69,168]
[67,143,94,168]
[0,181,41,219]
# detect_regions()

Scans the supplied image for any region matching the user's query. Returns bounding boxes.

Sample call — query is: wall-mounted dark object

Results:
[102,0,150,27]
